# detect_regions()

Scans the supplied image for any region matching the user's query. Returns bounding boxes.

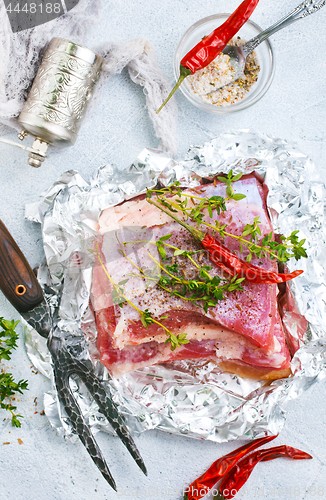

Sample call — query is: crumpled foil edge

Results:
[24,130,326,443]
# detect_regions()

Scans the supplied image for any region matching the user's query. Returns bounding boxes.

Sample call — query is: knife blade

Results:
[0,218,147,488]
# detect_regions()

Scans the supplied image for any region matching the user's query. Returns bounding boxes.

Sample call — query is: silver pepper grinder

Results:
[16,38,104,167]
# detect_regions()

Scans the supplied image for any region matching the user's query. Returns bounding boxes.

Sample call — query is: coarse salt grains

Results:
[187,37,260,107]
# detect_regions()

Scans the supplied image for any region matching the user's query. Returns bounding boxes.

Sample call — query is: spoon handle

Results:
[242,0,326,55]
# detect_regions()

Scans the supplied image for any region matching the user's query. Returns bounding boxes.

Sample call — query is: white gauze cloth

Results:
[0,0,178,157]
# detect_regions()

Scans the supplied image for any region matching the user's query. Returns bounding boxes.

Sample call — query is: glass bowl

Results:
[174,14,275,113]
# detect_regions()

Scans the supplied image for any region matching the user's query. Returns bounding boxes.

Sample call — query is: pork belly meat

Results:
[91,174,292,378]
[95,303,290,378]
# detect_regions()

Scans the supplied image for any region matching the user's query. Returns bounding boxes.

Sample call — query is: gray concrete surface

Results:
[1,1,326,499]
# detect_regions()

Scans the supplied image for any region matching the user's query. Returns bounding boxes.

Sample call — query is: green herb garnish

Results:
[0,318,28,427]
[147,173,307,263]
[96,243,189,351]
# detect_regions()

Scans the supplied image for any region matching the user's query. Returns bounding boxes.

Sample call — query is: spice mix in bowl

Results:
[174,14,275,113]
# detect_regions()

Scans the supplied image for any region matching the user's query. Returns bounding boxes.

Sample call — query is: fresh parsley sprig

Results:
[0,318,28,428]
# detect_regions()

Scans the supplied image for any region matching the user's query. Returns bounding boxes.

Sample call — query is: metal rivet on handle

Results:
[15,284,26,296]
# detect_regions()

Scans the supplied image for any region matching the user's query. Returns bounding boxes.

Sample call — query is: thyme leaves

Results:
[146,173,307,264]
[96,242,189,351]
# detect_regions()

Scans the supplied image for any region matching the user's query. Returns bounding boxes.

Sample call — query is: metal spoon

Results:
[200,0,326,95]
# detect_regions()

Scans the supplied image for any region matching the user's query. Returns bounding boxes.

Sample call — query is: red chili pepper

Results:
[157,0,259,113]
[146,198,303,284]
[217,445,312,500]
[184,435,277,500]
[201,233,304,284]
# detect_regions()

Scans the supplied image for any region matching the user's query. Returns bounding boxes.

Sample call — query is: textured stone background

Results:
[0,1,326,499]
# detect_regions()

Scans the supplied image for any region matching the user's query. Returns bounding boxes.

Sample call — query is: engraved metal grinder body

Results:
[17,38,104,167]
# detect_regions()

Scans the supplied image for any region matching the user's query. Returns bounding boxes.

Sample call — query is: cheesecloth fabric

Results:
[0,0,178,156]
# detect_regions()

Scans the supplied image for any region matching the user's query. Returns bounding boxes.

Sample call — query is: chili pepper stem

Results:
[156,65,192,114]
[146,196,205,241]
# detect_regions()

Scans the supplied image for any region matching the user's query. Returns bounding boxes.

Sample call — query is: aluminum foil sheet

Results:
[25,130,326,443]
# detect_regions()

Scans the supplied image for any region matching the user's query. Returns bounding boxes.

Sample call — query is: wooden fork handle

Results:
[0,219,44,313]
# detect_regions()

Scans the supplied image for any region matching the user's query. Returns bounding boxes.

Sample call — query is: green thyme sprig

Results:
[201,217,307,263]
[96,243,189,351]
[147,174,307,263]
[123,235,244,314]
[110,278,128,306]
[139,309,186,350]
[0,318,28,427]
[146,238,244,313]
[147,172,246,226]
[159,265,245,313]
